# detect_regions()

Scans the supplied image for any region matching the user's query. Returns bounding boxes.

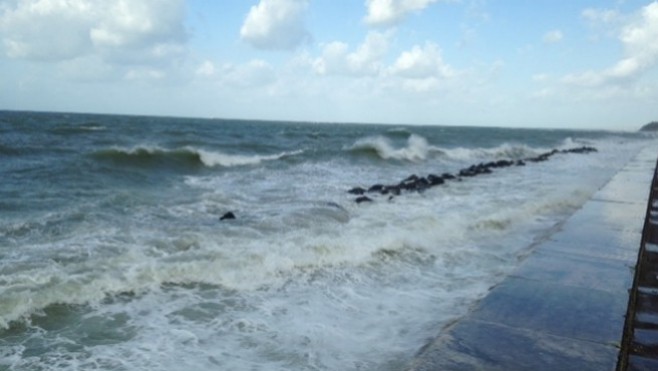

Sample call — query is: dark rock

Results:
[561,146,598,154]
[388,186,401,196]
[414,177,430,192]
[220,212,236,221]
[403,174,420,183]
[459,168,477,177]
[368,184,385,193]
[348,187,366,195]
[516,160,526,166]
[427,174,445,186]
[356,196,373,204]
[442,173,456,180]
[496,160,514,167]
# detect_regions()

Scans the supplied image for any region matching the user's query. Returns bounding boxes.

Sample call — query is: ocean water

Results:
[0,110,652,370]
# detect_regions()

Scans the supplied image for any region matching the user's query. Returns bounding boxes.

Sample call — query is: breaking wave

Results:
[93,146,303,168]
[439,143,544,162]
[348,134,442,162]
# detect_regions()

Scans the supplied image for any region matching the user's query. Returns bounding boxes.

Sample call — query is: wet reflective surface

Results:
[407,146,657,371]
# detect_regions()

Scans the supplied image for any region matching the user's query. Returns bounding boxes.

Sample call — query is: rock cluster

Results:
[348,146,598,203]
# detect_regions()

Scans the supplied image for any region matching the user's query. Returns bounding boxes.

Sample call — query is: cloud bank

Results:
[240,0,310,50]
[563,1,658,87]
[0,0,187,64]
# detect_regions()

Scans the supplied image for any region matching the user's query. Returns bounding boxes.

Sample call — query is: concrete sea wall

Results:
[406,146,658,371]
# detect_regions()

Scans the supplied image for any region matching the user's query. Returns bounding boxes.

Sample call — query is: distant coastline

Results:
[640,121,658,131]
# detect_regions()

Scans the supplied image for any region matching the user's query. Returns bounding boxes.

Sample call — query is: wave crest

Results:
[93,146,302,169]
[440,143,543,162]
[197,148,302,167]
[349,134,440,162]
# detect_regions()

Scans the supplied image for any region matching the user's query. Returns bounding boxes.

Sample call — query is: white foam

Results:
[438,142,545,162]
[196,148,303,167]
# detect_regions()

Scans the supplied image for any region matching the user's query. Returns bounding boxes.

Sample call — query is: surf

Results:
[92,145,303,170]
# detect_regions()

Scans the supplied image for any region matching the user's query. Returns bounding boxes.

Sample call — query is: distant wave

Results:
[385,127,413,138]
[438,143,545,162]
[50,124,107,135]
[93,145,302,168]
[346,134,601,164]
[348,134,442,162]
[197,148,303,167]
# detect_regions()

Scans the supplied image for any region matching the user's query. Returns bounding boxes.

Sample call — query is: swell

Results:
[92,146,303,169]
[50,124,107,135]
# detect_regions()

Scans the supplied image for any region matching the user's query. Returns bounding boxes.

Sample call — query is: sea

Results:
[0,110,654,370]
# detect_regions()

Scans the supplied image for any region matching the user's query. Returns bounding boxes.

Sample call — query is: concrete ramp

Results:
[406,146,657,371]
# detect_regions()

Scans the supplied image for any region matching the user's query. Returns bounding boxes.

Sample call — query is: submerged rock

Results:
[348,187,366,195]
[220,212,236,221]
[356,196,373,204]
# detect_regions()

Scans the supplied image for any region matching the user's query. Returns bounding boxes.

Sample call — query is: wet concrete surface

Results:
[406,147,657,371]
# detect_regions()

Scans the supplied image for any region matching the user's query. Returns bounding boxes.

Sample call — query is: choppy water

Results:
[0,111,652,370]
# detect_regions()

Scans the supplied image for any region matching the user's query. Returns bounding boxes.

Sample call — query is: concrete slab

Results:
[512,249,634,293]
[468,277,627,344]
[541,233,640,264]
[554,202,645,246]
[406,320,618,371]
[536,200,644,262]
[593,169,653,204]
[565,199,646,233]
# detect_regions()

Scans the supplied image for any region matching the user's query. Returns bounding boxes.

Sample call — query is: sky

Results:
[1,0,657,130]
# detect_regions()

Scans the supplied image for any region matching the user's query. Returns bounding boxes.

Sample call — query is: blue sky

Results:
[1,0,657,130]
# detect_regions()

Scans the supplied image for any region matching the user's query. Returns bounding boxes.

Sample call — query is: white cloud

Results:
[563,2,658,88]
[240,0,309,50]
[542,30,563,44]
[196,60,217,77]
[223,60,276,88]
[582,8,620,24]
[364,0,438,27]
[390,42,453,79]
[0,0,187,63]
[309,34,457,94]
[0,0,94,60]
[313,31,390,76]
[57,55,119,82]
[532,73,549,83]
[389,43,456,93]
[196,59,276,88]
